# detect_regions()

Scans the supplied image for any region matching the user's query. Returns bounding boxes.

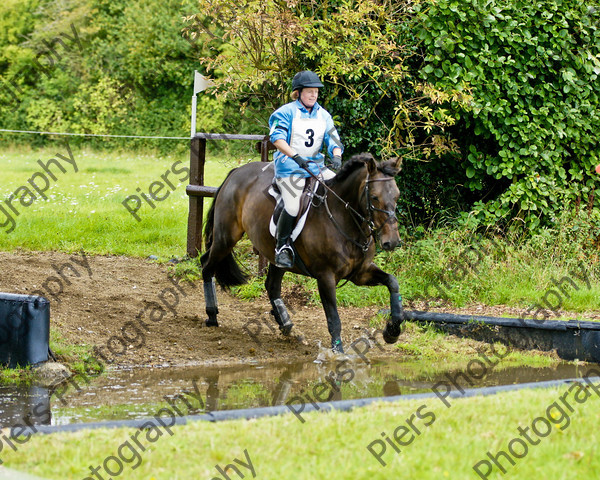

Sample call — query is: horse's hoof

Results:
[279,322,293,336]
[205,318,219,327]
[382,321,404,344]
[331,338,344,353]
[382,330,399,344]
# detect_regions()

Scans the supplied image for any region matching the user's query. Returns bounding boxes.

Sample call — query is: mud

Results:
[0,251,589,368]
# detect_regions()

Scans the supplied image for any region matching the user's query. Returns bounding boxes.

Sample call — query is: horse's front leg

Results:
[316,274,344,353]
[353,263,404,344]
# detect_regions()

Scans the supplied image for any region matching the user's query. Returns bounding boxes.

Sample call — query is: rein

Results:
[302,164,396,252]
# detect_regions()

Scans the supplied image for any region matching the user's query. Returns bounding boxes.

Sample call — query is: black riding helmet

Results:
[292,70,324,91]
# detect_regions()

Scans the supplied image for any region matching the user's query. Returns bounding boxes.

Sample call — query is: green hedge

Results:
[417,0,600,231]
[0,0,214,153]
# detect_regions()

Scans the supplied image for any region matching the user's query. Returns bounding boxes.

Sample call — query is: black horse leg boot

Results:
[275,210,296,268]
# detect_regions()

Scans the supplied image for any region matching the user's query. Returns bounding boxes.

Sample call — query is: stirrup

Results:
[275,245,294,268]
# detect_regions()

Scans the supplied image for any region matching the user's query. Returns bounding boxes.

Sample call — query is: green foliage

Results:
[50,330,104,376]
[3,0,600,232]
[0,0,41,58]
[0,0,209,151]
[0,146,234,258]
[0,365,35,384]
[184,0,465,155]
[231,276,267,301]
[418,0,600,231]
[183,0,473,224]
[185,0,304,111]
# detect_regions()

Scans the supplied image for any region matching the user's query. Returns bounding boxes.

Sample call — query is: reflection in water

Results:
[383,380,402,397]
[0,384,52,429]
[0,358,588,427]
[205,374,219,412]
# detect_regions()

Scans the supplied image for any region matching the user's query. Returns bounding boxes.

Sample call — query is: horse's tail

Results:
[202,185,219,254]
[201,169,248,289]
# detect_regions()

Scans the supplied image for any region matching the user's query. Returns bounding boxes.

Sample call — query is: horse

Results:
[200,152,404,353]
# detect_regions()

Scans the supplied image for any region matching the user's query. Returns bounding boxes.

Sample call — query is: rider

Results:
[269,70,344,268]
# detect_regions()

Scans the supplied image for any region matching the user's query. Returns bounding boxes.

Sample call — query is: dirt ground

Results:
[1,251,595,369]
[0,250,382,367]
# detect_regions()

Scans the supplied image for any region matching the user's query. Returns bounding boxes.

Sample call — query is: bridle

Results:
[363,175,398,232]
[310,168,397,253]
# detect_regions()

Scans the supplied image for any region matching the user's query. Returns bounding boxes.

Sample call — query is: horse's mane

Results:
[325,153,372,186]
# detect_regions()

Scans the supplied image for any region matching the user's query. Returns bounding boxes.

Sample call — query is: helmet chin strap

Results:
[300,100,312,112]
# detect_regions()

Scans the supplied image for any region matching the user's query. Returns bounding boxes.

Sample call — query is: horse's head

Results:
[364,154,402,251]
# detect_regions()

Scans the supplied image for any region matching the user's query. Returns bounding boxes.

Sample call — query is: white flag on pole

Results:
[194,71,214,95]
[191,71,214,137]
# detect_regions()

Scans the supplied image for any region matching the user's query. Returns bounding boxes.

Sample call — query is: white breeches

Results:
[275,169,335,216]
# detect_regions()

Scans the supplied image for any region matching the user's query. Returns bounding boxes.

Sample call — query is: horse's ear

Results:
[380,157,403,176]
[366,154,378,176]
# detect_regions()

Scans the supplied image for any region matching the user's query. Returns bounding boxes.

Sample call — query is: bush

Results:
[417,0,600,231]
[0,0,206,153]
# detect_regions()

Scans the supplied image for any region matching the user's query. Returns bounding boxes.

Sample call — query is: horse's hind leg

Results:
[203,277,219,327]
[200,251,220,327]
[265,264,293,335]
[200,225,245,327]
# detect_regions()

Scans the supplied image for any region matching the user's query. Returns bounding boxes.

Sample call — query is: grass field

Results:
[1,145,600,478]
[0,142,239,258]
[3,381,600,479]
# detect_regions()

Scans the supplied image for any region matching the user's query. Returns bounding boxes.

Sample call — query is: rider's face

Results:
[300,88,319,108]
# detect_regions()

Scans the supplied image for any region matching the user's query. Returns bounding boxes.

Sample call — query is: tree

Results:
[183,0,463,155]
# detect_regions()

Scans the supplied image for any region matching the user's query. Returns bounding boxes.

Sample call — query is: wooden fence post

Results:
[187,137,205,257]
[257,136,272,275]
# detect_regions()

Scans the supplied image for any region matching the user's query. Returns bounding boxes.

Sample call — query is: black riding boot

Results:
[275,210,296,269]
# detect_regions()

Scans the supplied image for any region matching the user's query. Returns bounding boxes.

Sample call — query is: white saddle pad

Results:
[268,181,319,241]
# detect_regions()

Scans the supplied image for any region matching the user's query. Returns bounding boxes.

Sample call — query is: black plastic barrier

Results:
[0,293,49,368]
[402,310,600,363]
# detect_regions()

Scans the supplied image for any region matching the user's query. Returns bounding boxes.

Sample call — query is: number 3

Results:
[305,129,314,148]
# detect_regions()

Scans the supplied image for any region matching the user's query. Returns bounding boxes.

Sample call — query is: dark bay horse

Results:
[200,153,404,353]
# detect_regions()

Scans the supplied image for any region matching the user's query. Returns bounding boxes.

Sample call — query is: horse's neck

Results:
[330,169,366,212]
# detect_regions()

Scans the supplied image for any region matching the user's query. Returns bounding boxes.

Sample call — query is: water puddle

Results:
[0,357,587,428]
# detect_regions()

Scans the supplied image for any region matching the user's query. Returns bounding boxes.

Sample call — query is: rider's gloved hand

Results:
[292,154,309,170]
[332,155,342,170]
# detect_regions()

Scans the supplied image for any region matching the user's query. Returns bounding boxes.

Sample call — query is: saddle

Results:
[268,176,319,241]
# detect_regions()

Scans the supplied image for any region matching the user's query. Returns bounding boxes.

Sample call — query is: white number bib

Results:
[290,109,326,158]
